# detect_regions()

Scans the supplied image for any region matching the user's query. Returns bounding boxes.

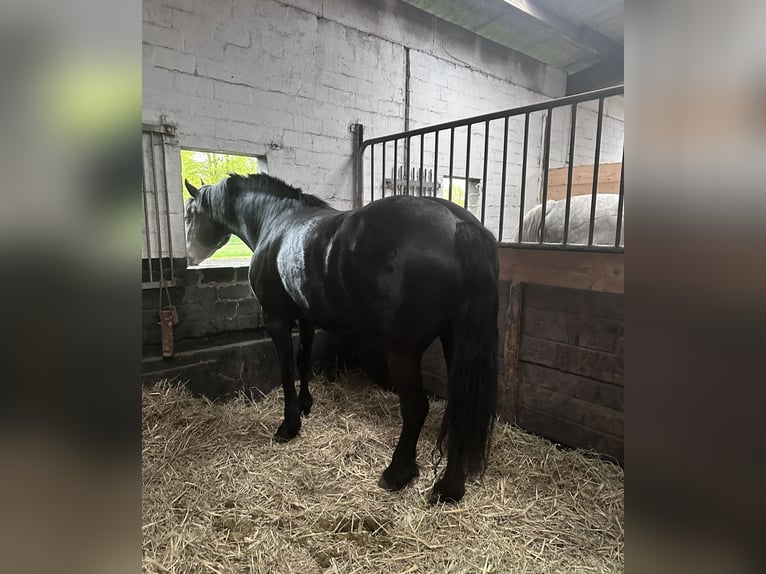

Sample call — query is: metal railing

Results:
[142,120,177,287]
[356,85,624,252]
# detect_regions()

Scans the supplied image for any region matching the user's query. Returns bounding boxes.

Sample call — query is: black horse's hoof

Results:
[299,392,313,417]
[428,478,465,505]
[378,463,419,491]
[274,419,301,442]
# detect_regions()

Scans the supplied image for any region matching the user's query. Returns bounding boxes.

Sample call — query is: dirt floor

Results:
[143,375,624,573]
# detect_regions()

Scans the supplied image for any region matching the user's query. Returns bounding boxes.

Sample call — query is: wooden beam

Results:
[499,281,523,423]
[567,52,624,95]
[498,248,624,293]
[502,0,622,61]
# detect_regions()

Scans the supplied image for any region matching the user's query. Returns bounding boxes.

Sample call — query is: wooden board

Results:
[498,248,624,293]
[517,362,623,411]
[517,380,623,437]
[522,305,623,355]
[519,335,623,385]
[524,283,623,316]
[517,405,624,464]
[499,281,523,421]
[546,163,622,201]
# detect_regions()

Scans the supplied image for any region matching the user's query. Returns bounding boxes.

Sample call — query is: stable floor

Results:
[142,375,623,573]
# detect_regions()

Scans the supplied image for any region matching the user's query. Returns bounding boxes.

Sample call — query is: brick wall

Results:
[142,264,261,351]
[143,0,567,246]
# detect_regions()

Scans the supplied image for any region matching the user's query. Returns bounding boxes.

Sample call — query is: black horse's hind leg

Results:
[266,317,302,442]
[297,320,314,416]
[426,329,467,503]
[378,350,429,491]
[430,464,466,504]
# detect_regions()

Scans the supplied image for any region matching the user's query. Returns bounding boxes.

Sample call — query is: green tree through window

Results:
[181,150,259,263]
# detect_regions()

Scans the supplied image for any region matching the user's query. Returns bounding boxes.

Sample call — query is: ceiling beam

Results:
[566,51,624,95]
[501,0,622,61]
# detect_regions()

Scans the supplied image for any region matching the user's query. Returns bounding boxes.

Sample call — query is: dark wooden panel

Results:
[499,281,523,422]
[517,405,623,464]
[498,249,624,293]
[522,305,623,355]
[523,283,623,316]
[518,362,623,411]
[519,335,623,385]
[518,380,623,437]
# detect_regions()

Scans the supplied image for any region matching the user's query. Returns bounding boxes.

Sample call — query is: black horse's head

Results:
[183,178,231,265]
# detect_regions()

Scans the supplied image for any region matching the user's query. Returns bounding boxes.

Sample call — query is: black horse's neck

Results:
[202,174,333,250]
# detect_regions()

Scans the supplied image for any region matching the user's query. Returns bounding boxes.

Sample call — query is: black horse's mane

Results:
[226,173,330,208]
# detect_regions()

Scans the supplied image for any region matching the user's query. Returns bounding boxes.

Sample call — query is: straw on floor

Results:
[143,375,623,574]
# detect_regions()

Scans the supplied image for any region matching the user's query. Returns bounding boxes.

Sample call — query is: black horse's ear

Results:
[185,179,199,198]
[199,178,205,186]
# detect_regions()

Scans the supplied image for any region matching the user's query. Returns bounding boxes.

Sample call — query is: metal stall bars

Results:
[142,119,179,357]
[355,84,624,253]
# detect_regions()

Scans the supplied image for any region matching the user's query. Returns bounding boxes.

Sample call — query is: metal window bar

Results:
[381,143,386,198]
[142,126,177,287]
[393,140,398,195]
[448,127,455,201]
[563,103,578,244]
[464,125,471,209]
[615,153,624,247]
[588,96,605,246]
[481,119,490,224]
[499,116,509,241]
[405,136,411,195]
[516,113,529,243]
[358,84,624,253]
[419,133,425,196]
[539,108,553,244]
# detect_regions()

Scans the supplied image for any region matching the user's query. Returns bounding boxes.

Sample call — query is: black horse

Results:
[184,173,498,503]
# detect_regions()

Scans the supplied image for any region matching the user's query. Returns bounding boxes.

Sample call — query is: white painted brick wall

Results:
[143,0,584,255]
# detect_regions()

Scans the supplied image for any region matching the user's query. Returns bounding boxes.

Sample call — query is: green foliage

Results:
[181,150,259,200]
[443,178,466,207]
[181,150,259,261]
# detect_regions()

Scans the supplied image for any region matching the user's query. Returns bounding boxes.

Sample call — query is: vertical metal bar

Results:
[381,142,386,197]
[149,133,165,282]
[481,120,490,224]
[516,114,529,242]
[563,103,578,245]
[463,125,471,209]
[393,139,398,195]
[405,136,411,195]
[159,131,174,281]
[499,116,509,241]
[141,133,153,283]
[588,97,605,245]
[370,144,375,203]
[448,127,455,202]
[419,133,424,196]
[433,130,439,197]
[353,123,364,208]
[539,108,553,244]
[615,152,624,247]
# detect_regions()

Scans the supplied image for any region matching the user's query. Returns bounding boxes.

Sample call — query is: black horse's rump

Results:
[184,173,499,503]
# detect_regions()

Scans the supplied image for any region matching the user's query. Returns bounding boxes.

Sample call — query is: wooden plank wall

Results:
[511,284,624,463]
[419,275,624,464]
[546,162,622,201]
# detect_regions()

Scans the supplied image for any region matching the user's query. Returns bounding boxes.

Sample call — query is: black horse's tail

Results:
[438,220,499,477]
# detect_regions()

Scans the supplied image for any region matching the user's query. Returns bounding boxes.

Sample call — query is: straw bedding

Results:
[143,375,623,573]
